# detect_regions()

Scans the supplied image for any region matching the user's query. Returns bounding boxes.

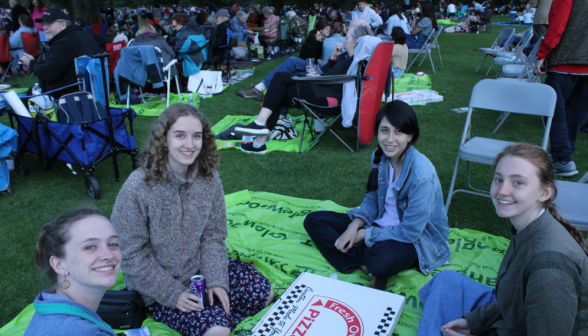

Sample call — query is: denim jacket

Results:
[348,146,450,275]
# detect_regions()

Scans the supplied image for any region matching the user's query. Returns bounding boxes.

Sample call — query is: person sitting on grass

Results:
[418,143,588,336]
[111,104,274,336]
[25,208,121,336]
[458,9,480,30]
[234,25,372,154]
[303,100,450,290]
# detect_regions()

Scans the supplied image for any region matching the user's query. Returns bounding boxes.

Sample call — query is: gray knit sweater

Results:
[110,167,229,308]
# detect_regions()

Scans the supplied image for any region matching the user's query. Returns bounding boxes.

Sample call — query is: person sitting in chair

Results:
[19,8,106,99]
[9,14,37,71]
[214,9,232,53]
[230,10,253,44]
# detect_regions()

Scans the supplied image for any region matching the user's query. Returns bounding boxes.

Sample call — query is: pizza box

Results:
[252,272,405,336]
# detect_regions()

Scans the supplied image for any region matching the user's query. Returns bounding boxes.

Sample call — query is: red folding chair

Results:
[0,36,13,83]
[21,32,41,77]
[292,41,394,152]
[106,41,126,76]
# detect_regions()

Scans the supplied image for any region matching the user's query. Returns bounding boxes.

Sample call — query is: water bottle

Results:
[32,83,41,96]
[187,93,194,106]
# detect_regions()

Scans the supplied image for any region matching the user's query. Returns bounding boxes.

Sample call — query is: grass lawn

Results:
[1,18,586,327]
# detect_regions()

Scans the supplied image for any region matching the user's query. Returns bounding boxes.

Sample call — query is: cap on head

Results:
[216,9,230,17]
[35,8,70,23]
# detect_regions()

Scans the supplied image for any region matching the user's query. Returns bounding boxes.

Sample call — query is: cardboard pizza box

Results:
[252,272,405,336]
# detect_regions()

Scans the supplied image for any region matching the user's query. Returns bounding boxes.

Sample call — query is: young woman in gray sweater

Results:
[111,104,274,336]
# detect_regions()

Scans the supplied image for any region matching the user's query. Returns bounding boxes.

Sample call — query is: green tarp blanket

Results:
[382,73,433,103]
[437,19,460,25]
[0,191,509,336]
[212,115,318,153]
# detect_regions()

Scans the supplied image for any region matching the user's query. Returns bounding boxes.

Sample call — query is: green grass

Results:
[1,19,586,326]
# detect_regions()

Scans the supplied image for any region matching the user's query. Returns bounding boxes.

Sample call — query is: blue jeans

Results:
[231,31,249,44]
[406,32,427,49]
[418,270,497,336]
[262,56,308,87]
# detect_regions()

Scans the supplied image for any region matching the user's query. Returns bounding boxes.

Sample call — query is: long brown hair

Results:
[141,103,218,186]
[35,208,106,291]
[493,143,588,256]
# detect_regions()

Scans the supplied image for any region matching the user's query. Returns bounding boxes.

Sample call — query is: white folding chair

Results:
[554,181,588,231]
[422,25,444,67]
[406,31,437,74]
[445,79,557,212]
[485,29,533,76]
[475,27,515,73]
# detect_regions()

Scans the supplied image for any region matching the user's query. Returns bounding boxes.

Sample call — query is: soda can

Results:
[189,275,209,307]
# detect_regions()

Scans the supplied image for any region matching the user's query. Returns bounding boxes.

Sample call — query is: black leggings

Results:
[263,72,330,130]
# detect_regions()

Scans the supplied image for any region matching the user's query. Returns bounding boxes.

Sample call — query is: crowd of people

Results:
[1,0,587,335]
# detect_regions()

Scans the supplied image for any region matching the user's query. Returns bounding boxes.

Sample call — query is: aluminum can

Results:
[189,275,209,307]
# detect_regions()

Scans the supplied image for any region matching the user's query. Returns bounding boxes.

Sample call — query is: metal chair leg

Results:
[476,54,488,72]
[485,63,494,76]
[445,157,461,212]
[437,46,443,66]
[493,112,510,133]
[428,49,436,74]
[465,161,471,189]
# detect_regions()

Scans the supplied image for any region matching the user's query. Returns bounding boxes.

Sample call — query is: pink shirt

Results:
[30,6,48,31]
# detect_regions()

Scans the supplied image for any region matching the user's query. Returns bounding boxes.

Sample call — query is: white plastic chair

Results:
[445,79,557,212]
[406,30,437,74]
[475,28,515,73]
[554,180,588,231]
[485,29,533,76]
[422,25,444,67]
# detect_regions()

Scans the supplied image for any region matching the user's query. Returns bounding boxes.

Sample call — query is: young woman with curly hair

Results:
[111,104,274,336]
[418,143,588,336]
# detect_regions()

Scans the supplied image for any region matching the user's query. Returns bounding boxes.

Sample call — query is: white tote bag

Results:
[188,70,223,95]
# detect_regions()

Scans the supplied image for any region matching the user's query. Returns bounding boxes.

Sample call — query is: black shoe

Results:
[235,122,270,136]
[371,275,388,290]
[240,141,268,154]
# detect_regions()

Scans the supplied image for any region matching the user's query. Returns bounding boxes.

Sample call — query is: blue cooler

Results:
[510,11,517,18]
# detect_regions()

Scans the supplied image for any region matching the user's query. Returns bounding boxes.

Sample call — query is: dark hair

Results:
[171,13,189,26]
[391,26,406,44]
[366,100,420,192]
[389,3,403,19]
[35,208,106,290]
[331,21,345,35]
[420,1,438,30]
[28,0,45,13]
[142,103,218,186]
[493,143,588,257]
[19,14,34,28]
[316,18,331,31]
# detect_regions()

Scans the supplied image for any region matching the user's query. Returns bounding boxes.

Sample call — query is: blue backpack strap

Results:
[34,302,114,332]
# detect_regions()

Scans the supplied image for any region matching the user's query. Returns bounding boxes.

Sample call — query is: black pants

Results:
[545,71,588,163]
[303,211,419,277]
[263,72,329,130]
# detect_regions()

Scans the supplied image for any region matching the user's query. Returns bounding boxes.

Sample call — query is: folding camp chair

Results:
[485,29,533,76]
[91,23,102,36]
[475,28,515,73]
[106,41,126,76]
[0,36,13,83]
[200,25,231,80]
[406,30,437,74]
[477,9,493,33]
[292,42,394,153]
[445,79,556,212]
[21,32,41,77]
[554,180,588,231]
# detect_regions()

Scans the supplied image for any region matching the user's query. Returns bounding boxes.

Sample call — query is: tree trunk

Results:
[70,0,102,25]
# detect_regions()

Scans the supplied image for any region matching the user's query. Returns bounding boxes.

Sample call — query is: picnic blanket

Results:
[212,115,318,153]
[382,73,433,103]
[0,191,509,336]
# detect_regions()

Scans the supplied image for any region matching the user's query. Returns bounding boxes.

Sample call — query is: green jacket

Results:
[464,211,588,335]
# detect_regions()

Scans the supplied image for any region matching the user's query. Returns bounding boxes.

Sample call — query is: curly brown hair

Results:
[141,103,218,186]
[171,13,189,26]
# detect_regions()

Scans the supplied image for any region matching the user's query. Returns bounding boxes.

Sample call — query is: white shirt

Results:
[447,4,457,13]
[523,12,534,24]
[386,13,411,35]
[374,162,401,228]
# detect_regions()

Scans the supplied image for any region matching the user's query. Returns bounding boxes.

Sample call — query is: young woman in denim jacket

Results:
[304,100,450,289]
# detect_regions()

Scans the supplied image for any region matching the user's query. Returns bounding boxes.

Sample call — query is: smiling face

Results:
[166,115,203,176]
[320,26,331,37]
[491,155,553,229]
[357,2,367,11]
[51,216,121,291]
[42,20,67,40]
[377,116,413,163]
